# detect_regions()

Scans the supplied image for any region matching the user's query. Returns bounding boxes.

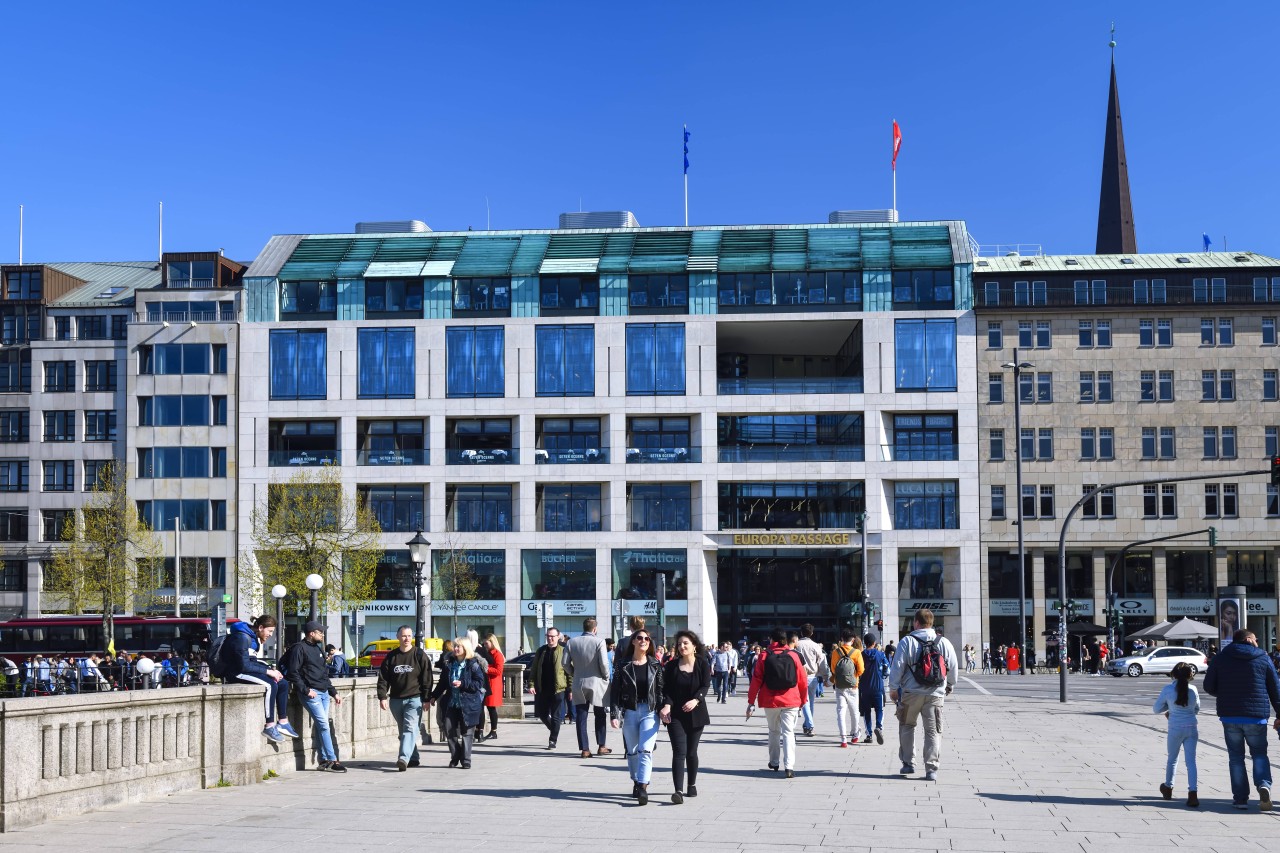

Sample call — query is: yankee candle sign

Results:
[731,532,851,546]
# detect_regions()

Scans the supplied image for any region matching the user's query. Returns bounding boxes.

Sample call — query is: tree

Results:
[432,542,481,640]
[43,461,164,647]
[246,464,382,626]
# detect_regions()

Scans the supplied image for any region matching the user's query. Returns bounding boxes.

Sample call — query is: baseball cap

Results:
[303,620,325,634]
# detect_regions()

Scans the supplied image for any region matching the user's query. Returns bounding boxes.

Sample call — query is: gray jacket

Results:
[564,633,610,707]
[888,629,959,697]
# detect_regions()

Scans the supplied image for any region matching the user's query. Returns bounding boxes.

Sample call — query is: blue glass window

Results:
[137,447,220,478]
[536,325,594,396]
[626,323,685,396]
[447,484,513,532]
[269,330,327,400]
[446,327,504,398]
[628,483,692,531]
[539,483,603,532]
[894,319,957,392]
[893,481,959,529]
[358,328,415,399]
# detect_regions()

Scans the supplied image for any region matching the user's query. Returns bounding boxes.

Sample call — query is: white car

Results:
[1107,646,1209,677]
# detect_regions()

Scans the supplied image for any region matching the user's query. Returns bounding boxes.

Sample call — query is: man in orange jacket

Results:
[747,627,808,778]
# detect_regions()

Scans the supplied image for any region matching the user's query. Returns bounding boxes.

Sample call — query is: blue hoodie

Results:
[226,621,271,680]
[1203,641,1280,722]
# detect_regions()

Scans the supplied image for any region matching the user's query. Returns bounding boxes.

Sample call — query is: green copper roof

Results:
[255,221,971,281]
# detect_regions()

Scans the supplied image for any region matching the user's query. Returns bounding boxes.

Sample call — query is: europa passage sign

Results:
[730,533,852,546]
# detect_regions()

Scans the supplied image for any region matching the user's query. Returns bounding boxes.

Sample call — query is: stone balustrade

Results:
[0,677,398,831]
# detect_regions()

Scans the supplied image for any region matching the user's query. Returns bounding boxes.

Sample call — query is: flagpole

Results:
[684,173,688,227]
[892,167,897,220]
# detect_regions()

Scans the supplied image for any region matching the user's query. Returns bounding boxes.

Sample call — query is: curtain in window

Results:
[358,328,386,398]
[924,319,957,391]
[475,327,504,397]
[296,331,327,399]
[446,328,475,397]
[894,320,926,390]
[654,324,685,394]
[270,332,297,399]
[535,326,565,395]
[386,329,414,398]
[626,325,655,394]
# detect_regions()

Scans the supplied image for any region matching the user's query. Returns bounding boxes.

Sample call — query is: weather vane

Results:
[1109,22,1116,55]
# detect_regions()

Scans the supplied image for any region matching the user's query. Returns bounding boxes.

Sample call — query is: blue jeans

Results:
[303,691,336,763]
[621,703,660,784]
[1165,724,1198,790]
[389,696,422,764]
[1222,722,1271,804]
[801,677,819,730]
[712,672,729,702]
[861,689,885,734]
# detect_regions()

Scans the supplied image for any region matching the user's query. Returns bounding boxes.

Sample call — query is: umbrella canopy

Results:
[1066,621,1108,635]
[1158,617,1219,641]
[1126,620,1173,640]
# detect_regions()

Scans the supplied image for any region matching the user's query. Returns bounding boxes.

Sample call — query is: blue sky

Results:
[1,1,1276,263]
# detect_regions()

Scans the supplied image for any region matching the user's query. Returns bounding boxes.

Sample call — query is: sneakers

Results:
[768,763,780,772]
[686,784,698,797]
[397,758,408,772]
[262,725,284,744]
[1260,787,1273,811]
[1159,783,1172,800]
[875,728,884,745]
[862,735,873,744]
[784,769,795,779]
[597,746,612,756]
[839,741,849,748]
[1187,791,1199,808]
[899,764,915,775]
[1232,802,1249,810]
[407,758,420,768]
[803,727,814,737]
[319,761,347,773]
[547,738,557,750]
[671,792,684,804]
[276,722,301,739]
[924,770,937,782]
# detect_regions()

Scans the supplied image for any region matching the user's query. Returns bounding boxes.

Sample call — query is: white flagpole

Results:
[174,524,182,618]
[18,205,22,265]
[684,173,688,227]
[893,167,897,220]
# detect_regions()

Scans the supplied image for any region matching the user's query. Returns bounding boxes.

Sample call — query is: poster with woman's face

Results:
[1219,598,1242,644]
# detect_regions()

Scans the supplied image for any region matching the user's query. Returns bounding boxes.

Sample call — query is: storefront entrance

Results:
[715,548,862,645]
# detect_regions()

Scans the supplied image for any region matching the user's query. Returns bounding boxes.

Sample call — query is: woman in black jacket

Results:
[429,637,487,769]
[609,629,664,805]
[660,630,711,803]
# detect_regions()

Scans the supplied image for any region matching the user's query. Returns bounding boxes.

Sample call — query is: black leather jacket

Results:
[609,658,664,720]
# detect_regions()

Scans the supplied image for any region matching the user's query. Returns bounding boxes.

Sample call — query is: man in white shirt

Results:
[795,624,827,736]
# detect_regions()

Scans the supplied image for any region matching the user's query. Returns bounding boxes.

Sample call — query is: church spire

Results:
[1096,24,1137,254]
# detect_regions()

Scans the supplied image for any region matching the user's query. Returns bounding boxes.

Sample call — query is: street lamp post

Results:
[305,573,324,623]
[855,510,869,637]
[271,584,287,660]
[653,568,676,647]
[1003,348,1035,676]
[407,531,431,650]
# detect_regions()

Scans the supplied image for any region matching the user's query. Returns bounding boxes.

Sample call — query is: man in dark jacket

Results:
[532,627,568,749]
[377,625,433,771]
[1204,629,1280,811]
[283,621,345,772]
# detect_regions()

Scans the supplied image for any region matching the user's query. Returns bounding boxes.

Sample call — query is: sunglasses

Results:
[635,636,651,642]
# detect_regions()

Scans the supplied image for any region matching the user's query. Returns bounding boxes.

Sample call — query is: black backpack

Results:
[207,633,234,679]
[762,648,797,691]
[910,637,948,688]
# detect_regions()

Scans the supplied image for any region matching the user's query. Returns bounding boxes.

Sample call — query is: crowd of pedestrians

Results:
[0,648,212,696]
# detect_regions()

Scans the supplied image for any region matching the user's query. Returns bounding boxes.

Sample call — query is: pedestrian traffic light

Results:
[1115,613,1124,631]
[1208,526,1217,547]
[875,619,884,630]
[1272,456,1280,485]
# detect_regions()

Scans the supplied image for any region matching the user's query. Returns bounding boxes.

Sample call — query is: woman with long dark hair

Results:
[1153,661,1200,807]
[609,628,663,805]
[660,630,711,803]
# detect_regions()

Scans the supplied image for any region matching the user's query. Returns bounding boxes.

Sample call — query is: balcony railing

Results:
[879,443,959,462]
[268,450,341,467]
[625,447,701,464]
[356,449,428,466]
[165,278,216,289]
[718,445,864,463]
[445,448,518,465]
[718,377,863,395]
[138,310,220,324]
[535,448,607,464]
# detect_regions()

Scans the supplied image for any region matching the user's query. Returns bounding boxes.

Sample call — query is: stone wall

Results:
[0,677,398,832]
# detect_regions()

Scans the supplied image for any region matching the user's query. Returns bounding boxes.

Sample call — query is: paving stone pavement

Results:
[2,682,1277,852]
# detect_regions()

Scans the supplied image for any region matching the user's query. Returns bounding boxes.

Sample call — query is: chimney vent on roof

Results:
[354,220,431,234]
[558,211,639,229]
[828,210,899,224]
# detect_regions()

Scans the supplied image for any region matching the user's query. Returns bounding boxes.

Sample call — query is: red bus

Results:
[0,616,212,663]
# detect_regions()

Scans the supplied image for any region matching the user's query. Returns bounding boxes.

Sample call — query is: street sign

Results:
[536,601,554,629]
[221,594,232,604]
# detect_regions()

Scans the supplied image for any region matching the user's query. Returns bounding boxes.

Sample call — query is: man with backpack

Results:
[746,627,808,778]
[888,608,958,781]
[829,630,864,747]
[377,625,434,771]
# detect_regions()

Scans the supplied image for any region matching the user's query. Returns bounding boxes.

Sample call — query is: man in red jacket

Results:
[747,627,808,778]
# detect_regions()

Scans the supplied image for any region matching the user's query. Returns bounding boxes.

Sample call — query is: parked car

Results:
[1107,646,1208,677]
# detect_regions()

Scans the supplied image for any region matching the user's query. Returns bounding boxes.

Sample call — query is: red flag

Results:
[892,121,902,170]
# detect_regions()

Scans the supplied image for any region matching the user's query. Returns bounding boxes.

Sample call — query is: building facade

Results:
[976,251,1280,654]
[235,220,982,653]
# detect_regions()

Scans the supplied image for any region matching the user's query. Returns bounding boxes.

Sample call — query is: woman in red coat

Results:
[479,634,505,741]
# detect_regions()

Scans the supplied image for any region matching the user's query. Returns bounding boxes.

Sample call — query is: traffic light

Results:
[1208,526,1217,547]
[875,619,884,631]
[1272,456,1280,486]
[1115,613,1124,632]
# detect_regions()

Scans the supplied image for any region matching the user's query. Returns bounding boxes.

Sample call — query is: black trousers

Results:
[534,691,565,742]
[444,706,474,766]
[667,717,704,792]
[475,705,498,737]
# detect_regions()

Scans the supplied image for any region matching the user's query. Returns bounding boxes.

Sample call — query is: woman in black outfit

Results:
[660,629,711,804]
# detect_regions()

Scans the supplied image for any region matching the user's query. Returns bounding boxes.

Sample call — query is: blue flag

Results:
[1202,232,1212,251]
[683,125,690,175]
